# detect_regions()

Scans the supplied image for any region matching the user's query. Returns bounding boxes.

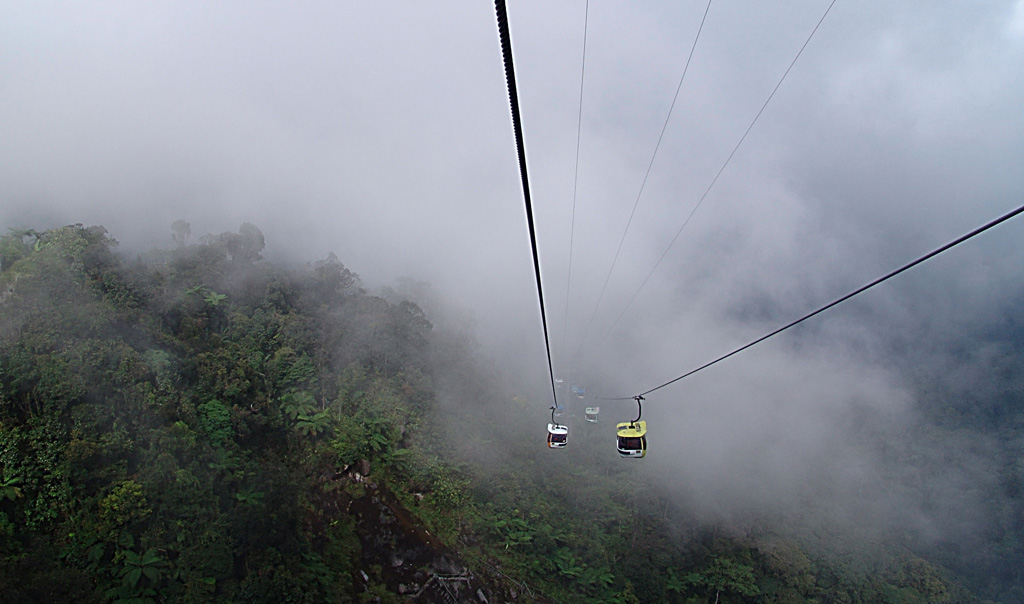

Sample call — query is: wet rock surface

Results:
[340,476,547,603]
[347,480,484,603]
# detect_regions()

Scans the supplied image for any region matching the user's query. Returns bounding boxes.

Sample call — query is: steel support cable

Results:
[561,0,590,362]
[585,0,838,361]
[494,0,559,405]
[571,0,715,365]
[596,202,1024,401]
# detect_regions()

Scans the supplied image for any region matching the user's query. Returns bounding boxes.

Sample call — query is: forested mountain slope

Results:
[0,224,1017,603]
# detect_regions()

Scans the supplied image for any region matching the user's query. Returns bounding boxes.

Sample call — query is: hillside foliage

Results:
[0,223,1018,603]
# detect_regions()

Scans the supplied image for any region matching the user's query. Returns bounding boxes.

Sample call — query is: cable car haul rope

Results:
[494,1,579,452]
[494,0,559,409]
[612,202,1024,401]
[494,2,1024,456]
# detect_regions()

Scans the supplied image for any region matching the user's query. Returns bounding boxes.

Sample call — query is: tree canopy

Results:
[0,223,1018,603]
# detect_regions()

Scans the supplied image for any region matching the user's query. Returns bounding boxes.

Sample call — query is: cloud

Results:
[2,0,1022,546]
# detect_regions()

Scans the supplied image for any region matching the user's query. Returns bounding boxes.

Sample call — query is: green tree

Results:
[295,410,330,437]
[0,228,36,272]
[106,548,168,604]
[99,480,151,529]
[0,475,22,501]
[685,557,760,604]
[197,399,232,446]
[171,220,191,247]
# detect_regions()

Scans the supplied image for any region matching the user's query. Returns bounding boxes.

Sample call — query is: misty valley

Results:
[0,223,1020,603]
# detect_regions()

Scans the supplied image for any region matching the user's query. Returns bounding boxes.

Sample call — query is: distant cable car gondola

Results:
[616,396,646,458]
[547,406,568,449]
[585,406,600,423]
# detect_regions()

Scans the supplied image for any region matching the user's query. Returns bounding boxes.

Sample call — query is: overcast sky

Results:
[3,0,1023,533]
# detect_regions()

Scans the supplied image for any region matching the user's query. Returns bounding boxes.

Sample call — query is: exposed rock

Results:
[338,478,549,603]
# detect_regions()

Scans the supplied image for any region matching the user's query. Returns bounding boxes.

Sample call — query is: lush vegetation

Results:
[0,223,1019,603]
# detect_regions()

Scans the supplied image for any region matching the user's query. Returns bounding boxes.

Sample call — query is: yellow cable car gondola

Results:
[616,421,646,457]
[616,396,646,458]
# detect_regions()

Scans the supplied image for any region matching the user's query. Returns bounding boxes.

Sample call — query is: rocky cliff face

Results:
[320,464,546,604]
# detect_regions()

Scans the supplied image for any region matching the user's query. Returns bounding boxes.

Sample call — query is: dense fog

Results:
[3,0,1023,573]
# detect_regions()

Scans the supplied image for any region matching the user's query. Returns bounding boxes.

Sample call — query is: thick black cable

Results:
[586,0,838,361]
[562,0,589,362]
[494,0,559,406]
[607,203,1024,399]
[572,0,714,364]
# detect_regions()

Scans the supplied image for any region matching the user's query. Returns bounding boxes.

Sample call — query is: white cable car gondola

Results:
[547,407,568,449]
[584,406,600,423]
